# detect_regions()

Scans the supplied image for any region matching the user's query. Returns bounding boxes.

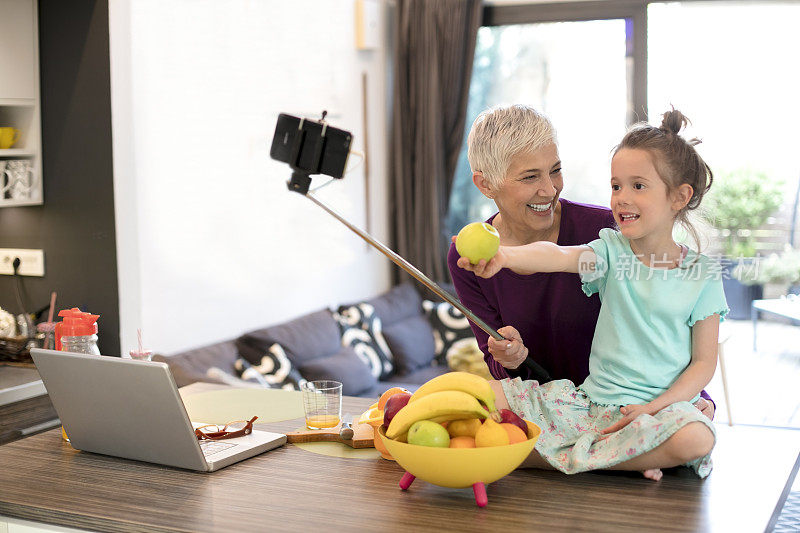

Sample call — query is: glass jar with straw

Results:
[128,329,152,361]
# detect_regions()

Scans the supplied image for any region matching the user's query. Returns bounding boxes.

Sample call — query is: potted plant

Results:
[734,245,800,294]
[705,168,785,319]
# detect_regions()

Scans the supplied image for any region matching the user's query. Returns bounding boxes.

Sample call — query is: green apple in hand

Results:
[456,222,500,264]
[407,420,450,447]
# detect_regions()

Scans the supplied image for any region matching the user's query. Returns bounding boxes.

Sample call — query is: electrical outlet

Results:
[0,249,45,277]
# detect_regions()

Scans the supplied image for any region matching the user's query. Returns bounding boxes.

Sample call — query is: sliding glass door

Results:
[447,8,638,236]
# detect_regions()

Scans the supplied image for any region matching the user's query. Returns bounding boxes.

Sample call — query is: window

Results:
[648,1,800,255]
[447,0,800,253]
[446,0,800,429]
[447,2,645,237]
[447,16,631,236]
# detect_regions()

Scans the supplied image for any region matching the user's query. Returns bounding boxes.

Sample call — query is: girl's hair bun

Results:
[660,108,689,135]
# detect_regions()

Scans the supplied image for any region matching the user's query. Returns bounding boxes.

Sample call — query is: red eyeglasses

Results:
[194,416,258,440]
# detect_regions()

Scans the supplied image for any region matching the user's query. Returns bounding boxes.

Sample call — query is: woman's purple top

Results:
[447,198,714,409]
[448,198,615,383]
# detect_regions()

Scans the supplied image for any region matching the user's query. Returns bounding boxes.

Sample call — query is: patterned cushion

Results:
[422,300,477,366]
[207,366,268,388]
[381,314,436,374]
[298,345,378,396]
[236,309,342,369]
[334,303,394,380]
[233,342,306,390]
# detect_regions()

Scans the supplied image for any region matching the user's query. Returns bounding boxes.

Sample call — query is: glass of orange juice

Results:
[301,380,342,429]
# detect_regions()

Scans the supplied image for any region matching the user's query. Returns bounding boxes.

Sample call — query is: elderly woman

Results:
[447,104,714,417]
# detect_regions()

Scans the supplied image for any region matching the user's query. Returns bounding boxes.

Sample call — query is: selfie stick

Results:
[283,115,551,382]
[288,184,551,382]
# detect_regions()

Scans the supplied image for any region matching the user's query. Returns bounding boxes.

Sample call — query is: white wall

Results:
[110,0,391,354]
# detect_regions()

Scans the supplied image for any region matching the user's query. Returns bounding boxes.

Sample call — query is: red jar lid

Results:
[57,308,100,337]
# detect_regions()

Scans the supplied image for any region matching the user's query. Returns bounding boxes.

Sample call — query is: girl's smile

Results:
[618,211,641,224]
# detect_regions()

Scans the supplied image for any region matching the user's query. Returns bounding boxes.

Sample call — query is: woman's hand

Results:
[487,326,529,370]
[600,404,653,435]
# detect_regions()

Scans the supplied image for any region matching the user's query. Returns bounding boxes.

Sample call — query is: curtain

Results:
[390,0,482,285]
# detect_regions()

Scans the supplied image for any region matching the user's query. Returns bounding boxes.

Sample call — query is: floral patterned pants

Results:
[501,378,715,478]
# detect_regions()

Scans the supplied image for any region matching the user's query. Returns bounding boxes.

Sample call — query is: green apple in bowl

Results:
[407,420,450,448]
[456,222,500,264]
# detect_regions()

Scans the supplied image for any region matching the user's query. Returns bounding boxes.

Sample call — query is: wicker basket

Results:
[0,335,33,363]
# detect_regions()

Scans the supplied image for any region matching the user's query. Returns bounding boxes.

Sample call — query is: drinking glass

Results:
[129,349,153,361]
[301,380,342,429]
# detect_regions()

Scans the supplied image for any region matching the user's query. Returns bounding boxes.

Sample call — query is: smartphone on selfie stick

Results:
[269,111,551,383]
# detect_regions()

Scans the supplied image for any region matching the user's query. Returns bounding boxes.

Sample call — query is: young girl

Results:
[457,109,728,480]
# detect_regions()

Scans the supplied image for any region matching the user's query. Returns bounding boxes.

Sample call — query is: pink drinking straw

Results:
[130,328,152,360]
[47,292,57,324]
[37,292,58,349]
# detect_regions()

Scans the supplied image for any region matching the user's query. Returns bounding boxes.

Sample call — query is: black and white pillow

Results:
[234,342,306,390]
[422,300,476,366]
[334,303,394,380]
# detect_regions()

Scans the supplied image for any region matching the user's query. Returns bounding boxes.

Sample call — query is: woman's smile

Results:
[528,200,555,215]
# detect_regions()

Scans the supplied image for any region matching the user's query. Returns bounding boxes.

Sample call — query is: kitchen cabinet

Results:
[0,0,43,207]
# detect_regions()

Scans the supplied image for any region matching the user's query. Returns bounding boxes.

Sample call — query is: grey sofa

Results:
[154,283,473,397]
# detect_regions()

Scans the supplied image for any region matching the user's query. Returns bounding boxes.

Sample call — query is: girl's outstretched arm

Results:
[455,240,594,278]
[602,314,720,434]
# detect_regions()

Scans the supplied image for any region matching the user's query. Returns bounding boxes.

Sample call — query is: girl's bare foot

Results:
[642,468,663,481]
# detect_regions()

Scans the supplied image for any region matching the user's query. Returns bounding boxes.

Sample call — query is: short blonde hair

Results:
[466,104,558,189]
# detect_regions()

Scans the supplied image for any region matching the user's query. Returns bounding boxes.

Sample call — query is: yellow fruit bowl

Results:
[376,420,541,506]
[359,406,394,461]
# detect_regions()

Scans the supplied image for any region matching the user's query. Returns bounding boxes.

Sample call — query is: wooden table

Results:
[0,385,798,532]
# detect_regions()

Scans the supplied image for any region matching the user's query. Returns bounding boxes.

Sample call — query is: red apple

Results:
[499,408,527,435]
[382,392,412,430]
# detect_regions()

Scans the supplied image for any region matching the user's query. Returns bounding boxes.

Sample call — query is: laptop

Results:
[30,348,287,472]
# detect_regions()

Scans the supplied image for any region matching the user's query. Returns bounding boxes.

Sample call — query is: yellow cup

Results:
[0,127,21,149]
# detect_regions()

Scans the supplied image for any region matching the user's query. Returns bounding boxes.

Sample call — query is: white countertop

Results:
[0,366,47,406]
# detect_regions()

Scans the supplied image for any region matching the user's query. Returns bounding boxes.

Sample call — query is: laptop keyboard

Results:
[199,440,237,457]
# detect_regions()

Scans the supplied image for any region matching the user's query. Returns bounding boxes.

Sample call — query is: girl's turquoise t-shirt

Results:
[578,228,729,406]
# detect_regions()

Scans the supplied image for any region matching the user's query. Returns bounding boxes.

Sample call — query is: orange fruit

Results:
[449,436,476,448]
[447,418,482,438]
[359,407,383,426]
[500,423,528,444]
[377,387,411,411]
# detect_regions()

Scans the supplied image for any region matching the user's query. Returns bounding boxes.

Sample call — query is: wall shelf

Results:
[0,99,35,107]
[0,0,43,207]
[0,149,36,157]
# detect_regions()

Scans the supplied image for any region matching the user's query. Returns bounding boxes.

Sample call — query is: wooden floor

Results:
[709,318,800,428]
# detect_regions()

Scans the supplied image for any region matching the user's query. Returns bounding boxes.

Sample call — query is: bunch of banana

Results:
[410,371,497,412]
[385,372,499,440]
[385,390,489,439]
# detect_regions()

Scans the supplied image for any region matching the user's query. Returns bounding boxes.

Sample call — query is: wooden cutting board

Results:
[285,419,375,448]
